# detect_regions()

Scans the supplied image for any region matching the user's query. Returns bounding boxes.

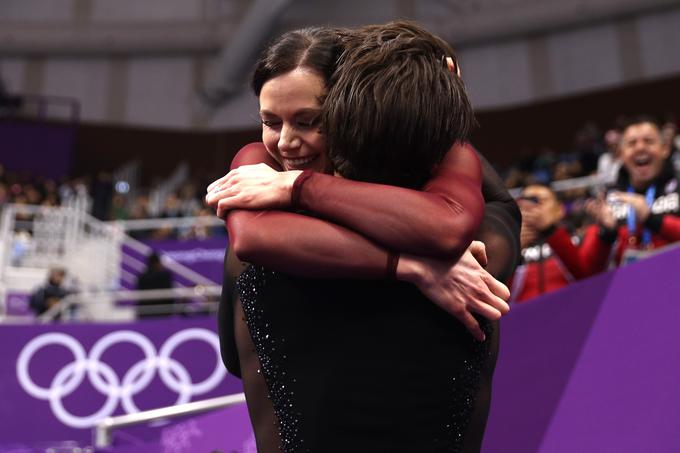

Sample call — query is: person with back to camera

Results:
[548,116,680,274]
[206,22,520,452]
[135,252,175,318]
[29,267,69,318]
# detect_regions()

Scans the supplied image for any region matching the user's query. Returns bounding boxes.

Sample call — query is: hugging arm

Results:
[294,142,484,260]
[211,142,484,261]
[221,143,508,340]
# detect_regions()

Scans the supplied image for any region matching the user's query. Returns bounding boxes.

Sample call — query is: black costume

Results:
[219,143,520,452]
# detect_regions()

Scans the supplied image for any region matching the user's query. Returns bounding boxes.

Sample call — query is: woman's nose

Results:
[279,125,301,151]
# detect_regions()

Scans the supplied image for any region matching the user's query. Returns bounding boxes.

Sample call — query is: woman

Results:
[207,23,519,452]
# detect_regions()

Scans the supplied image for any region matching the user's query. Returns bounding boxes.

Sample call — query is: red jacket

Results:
[510,228,584,303]
[550,162,680,275]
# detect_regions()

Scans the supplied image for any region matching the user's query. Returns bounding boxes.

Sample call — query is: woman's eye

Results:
[298,117,319,129]
[261,119,281,128]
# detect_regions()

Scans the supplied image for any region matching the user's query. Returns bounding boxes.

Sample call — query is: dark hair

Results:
[323,21,475,188]
[622,114,661,136]
[251,27,344,96]
[520,182,560,202]
[147,252,162,268]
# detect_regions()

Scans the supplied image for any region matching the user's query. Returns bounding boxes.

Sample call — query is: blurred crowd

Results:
[4,113,680,305]
[508,115,680,303]
[0,164,225,240]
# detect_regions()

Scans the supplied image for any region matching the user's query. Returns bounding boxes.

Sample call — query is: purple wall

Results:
[0,318,242,448]
[483,246,680,452]
[4,247,680,452]
[1,119,75,179]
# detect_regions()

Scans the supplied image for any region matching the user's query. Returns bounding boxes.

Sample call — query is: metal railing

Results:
[39,285,222,322]
[0,203,224,319]
[508,173,611,198]
[113,215,223,232]
[94,392,246,448]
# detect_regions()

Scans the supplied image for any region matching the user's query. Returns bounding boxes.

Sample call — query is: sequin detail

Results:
[448,320,493,451]
[237,266,305,453]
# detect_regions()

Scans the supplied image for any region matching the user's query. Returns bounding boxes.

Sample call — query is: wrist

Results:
[280,171,302,207]
[395,254,423,284]
[291,169,313,209]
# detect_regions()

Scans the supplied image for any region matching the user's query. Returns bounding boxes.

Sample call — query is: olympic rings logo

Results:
[16,328,227,428]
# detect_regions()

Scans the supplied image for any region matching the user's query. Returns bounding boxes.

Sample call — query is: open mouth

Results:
[632,154,652,168]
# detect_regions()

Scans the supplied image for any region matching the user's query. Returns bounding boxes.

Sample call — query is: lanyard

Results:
[627,185,656,247]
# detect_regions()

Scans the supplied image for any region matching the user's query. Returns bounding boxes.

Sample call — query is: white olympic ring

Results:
[16,328,227,429]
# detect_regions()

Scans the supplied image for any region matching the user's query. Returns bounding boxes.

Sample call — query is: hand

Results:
[518,199,563,232]
[520,223,539,250]
[205,164,301,218]
[610,191,651,224]
[517,200,540,248]
[397,241,511,342]
[585,196,617,229]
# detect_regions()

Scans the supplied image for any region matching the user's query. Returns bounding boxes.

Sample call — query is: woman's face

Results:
[259,68,331,173]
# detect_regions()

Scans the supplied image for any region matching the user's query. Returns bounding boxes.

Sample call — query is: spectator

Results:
[554,116,680,273]
[91,171,113,220]
[509,184,587,302]
[0,75,23,115]
[29,267,69,317]
[110,193,129,220]
[597,129,622,183]
[135,253,175,318]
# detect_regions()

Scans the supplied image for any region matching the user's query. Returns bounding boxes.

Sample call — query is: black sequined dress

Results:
[236,266,492,453]
[218,142,520,452]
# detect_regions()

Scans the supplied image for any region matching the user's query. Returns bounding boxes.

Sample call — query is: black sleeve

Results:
[218,248,244,378]
[475,149,522,281]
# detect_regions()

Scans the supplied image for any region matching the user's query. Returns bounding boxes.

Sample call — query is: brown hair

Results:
[323,21,475,188]
[251,27,344,96]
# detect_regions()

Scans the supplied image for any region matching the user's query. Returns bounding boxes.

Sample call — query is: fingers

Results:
[206,173,231,193]
[468,241,487,267]
[468,274,510,318]
[483,273,511,302]
[456,310,486,342]
[217,197,242,219]
[216,198,233,219]
[205,184,232,207]
[470,300,503,322]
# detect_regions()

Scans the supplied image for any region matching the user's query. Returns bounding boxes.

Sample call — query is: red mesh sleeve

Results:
[296,143,484,260]
[224,142,485,276]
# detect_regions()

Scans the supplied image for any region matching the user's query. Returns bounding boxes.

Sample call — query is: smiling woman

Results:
[258,68,330,173]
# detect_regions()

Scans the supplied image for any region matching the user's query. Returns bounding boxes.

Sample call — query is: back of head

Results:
[48,267,66,285]
[147,252,162,269]
[323,21,475,188]
[251,27,345,96]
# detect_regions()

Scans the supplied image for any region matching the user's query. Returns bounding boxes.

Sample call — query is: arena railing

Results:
[93,392,246,448]
[113,215,223,232]
[39,285,222,322]
[508,173,610,198]
[0,203,223,319]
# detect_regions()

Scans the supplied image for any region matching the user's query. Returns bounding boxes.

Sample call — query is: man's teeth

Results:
[634,155,651,165]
